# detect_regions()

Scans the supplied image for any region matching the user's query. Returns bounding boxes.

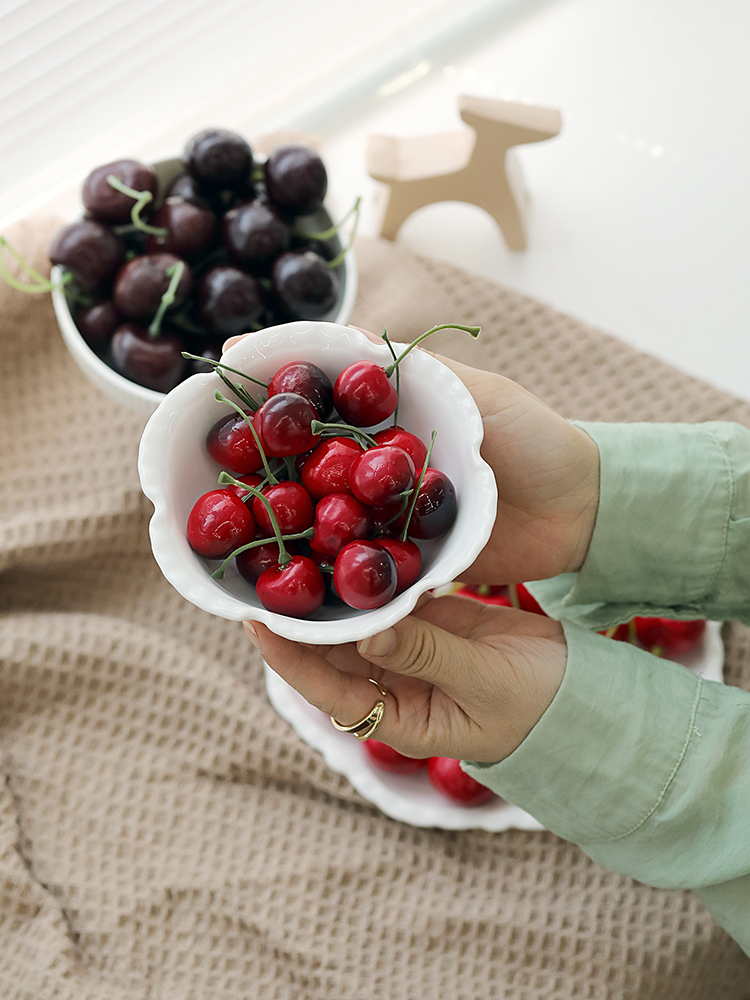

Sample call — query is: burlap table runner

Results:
[1,216,749,1000]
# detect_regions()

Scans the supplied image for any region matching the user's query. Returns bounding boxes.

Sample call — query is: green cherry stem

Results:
[400,429,437,542]
[214,390,278,484]
[0,236,72,294]
[148,261,185,337]
[210,526,315,580]
[106,175,168,237]
[381,328,400,425]
[217,472,295,566]
[309,419,378,449]
[384,324,481,378]
[180,352,268,388]
[326,197,361,270]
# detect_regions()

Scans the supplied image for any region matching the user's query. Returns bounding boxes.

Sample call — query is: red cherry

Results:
[333,541,397,610]
[254,391,320,457]
[300,437,364,500]
[333,360,398,427]
[599,622,633,641]
[267,361,333,419]
[369,500,404,537]
[514,583,546,616]
[376,538,422,594]
[349,445,415,508]
[310,494,371,559]
[256,555,325,618]
[186,489,255,559]
[206,410,263,474]
[427,757,495,806]
[633,617,706,656]
[363,740,428,774]
[251,482,314,535]
[372,426,428,470]
[455,585,512,607]
[236,539,299,583]
[400,468,457,540]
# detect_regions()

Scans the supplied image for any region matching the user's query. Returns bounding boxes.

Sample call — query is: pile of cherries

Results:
[46,128,350,394]
[185,324,479,619]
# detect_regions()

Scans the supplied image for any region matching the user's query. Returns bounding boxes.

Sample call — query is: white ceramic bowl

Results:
[137,322,497,644]
[50,157,358,416]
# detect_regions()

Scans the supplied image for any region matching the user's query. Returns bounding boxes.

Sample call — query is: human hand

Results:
[245,593,566,764]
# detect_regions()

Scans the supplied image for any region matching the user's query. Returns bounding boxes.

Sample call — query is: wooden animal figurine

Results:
[366,94,561,250]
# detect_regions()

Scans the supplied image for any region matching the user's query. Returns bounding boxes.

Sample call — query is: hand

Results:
[246,593,566,764]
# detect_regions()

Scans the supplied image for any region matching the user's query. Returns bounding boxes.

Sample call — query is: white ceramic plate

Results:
[264,620,724,831]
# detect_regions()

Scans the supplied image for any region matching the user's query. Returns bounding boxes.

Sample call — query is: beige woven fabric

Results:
[1,217,749,1000]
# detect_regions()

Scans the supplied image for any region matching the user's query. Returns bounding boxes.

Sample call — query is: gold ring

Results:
[331,678,389,741]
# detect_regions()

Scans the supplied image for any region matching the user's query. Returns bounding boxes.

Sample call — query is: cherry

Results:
[333,360,398,428]
[333,540,397,610]
[513,583,546,616]
[206,410,263,474]
[600,622,633,641]
[82,159,158,223]
[165,172,208,205]
[633,617,706,656]
[349,445,415,508]
[224,472,263,500]
[300,436,364,499]
[376,538,422,594]
[427,757,495,806]
[264,144,327,214]
[267,361,333,419]
[48,220,125,292]
[237,538,298,583]
[310,493,371,558]
[369,502,403,538]
[362,740,428,774]
[455,584,512,607]
[197,264,264,337]
[146,196,217,261]
[109,322,186,392]
[113,253,193,320]
[254,392,320,456]
[256,555,325,617]
[251,481,314,535]
[184,128,253,189]
[400,468,456,540]
[75,300,121,345]
[223,199,290,271]
[272,250,338,319]
[372,426,428,470]
[186,488,255,559]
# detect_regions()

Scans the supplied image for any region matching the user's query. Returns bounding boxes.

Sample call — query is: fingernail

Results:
[243,621,262,652]
[359,627,397,658]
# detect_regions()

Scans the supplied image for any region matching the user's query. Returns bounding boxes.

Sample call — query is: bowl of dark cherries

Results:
[49,128,357,414]
[137,322,498,644]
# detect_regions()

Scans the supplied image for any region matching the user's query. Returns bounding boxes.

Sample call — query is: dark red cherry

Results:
[165,172,207,205]
[75,300,121,345]
[197,264,263,337]
[267,361,333,419]
[146,197,217,261]
[82,159,158,223]
[223,199,290,271]
[376,538,422,594]
[113,253,193,319]
[633,617,706,655]
[309,494,371,558]
[256,555,325,618]
[184,128,253,188]
[363,740,428,774]
[372,427,428,471]
[206,410,263,474]
[427,757,495,806]
[271,250,338,319]
[48,220,125,292]
[252,482,314,535]
[400,468,457,540]
[186,488,255,559]
[300,436,364,499]
[254,392,320,457]
[349,445,415,507]
[236,539,299,583]
[333,541,397,610]
[109,322,186,392]
[333,360,398,427]
[369,500,404,538]
[264,144,327,214]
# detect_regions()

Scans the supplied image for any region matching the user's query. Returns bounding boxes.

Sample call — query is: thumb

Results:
[356,614,473,690]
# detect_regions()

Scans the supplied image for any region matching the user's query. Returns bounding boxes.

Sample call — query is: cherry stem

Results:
[180,352,268,388]
[295,196,361,270]
[217,472,292,565]
[148,261,185,338]
[381,329,400,425]
[400,429,437,542]
[508,583,520,609]
[384,324,481,378]
[0,235,72,294]
[310,420,378,449]
[106,175,168,237]
[210,526,315,579]
[214,390,278,484]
